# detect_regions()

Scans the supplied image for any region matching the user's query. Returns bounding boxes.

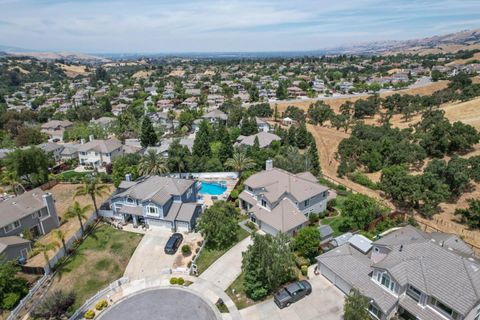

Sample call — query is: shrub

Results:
[95,300,108,311]
[187,261,192,268]
[177,277,185,285]
[230,189,239,200]
[348,172,378,190]
[84,309,95,319]
[2,292,20,310]
[308,213,319,224]
[245,221,257,230]
[170,277,178,285]
[301,265,308,276]
[294,255,309,269]
[31,290,76,319]
[317,211,327,219]
[327,199,337,211]
[195,247,200,253]
[181,244,191,255]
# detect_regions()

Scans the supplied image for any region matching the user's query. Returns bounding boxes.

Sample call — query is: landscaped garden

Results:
[47,224,143,310]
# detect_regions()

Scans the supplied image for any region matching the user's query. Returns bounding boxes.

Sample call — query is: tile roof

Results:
[0,188,48,228]
[77,138,123,153]
[234,132,281,148]
[251,198,307,233]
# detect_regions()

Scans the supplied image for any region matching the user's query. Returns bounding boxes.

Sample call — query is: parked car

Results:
[164,233,183,254]
[274,280,312,309]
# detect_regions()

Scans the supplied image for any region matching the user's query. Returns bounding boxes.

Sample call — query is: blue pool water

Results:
[199,181,227,195]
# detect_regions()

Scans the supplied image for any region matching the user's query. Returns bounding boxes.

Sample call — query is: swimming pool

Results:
[199,181,227,195]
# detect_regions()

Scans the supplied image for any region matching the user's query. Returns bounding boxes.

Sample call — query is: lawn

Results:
[321,216,347,237]
[194,228,249,275]
[226,272,257,310]
[47,224,143,310]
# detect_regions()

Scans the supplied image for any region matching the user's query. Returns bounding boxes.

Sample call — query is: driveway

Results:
[199,236,252,290]
[239,268,344,320]
[124,229,202,280]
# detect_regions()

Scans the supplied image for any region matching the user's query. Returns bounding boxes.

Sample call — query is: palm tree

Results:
[34,241,60,272]
[74,178,110,218]
[64,201,92,236]
[138,150,169,176]
[53,229,67,254]
[1,170,25,196]
[225,150,256,177]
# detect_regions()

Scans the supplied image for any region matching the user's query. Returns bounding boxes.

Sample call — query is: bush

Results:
[301,265,308,276]
[84,309,95,319]
[170,277,178,285]
[317,211,327,219]
[294,255,309,269]
[195,247,200,253]
[187,261,192,268]
[31,290,76,319]
[2,292,20,310]
[230,189,239,201]
[95,299,108,311]
[327,199,337,211]
[177,277,185,285]
[181,244,191,255]
[348,172,378,190]
[245,221,257,230]
[309,213,319,224]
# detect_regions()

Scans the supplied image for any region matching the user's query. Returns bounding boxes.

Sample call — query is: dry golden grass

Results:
[132,70,153,79]
[55,63,89,78]
[446,52,480,66]
[26,183,114,267]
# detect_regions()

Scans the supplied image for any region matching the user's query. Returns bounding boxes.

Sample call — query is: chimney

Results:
[42,193,60,227]
[89,134,94,142]
[125,173,132,182]
[265,159,273,171]
[80,138,85,144]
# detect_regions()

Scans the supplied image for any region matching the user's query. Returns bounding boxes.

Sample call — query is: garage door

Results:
[176,221,190,233]
[147,219,173,230]
[320,263,351,294]
[260,221,278,236]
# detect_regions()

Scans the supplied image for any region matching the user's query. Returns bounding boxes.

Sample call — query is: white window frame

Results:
[261,199,267,208]
[4,220,21,233]
[146,205,159,216]
[304,199,310,207]
[430,297,458,320]
[368,304,382,320]
[126,197,135,205]
[406,285,422,303]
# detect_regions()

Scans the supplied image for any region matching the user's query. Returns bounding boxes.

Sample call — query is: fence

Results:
[45,213,97,273]
[190,239,207,275]
[69,277,129,320]
[7,274,50,320]
[167,172,239,180]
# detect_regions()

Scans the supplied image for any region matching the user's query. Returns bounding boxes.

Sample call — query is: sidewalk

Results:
[199,236,252,290]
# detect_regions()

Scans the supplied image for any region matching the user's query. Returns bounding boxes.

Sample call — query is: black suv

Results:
[274,280,312,309]
[164,233,183,254]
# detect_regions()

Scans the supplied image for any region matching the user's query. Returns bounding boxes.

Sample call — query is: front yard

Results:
[47,224,143,310]
[226,273,257,310]
[194,227,249,275]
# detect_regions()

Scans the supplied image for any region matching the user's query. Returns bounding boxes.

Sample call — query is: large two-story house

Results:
[317,225,480,320]
[0,189,60,260]
[107,176,202,232]
[77,136,123,168]
[239,160,329,236]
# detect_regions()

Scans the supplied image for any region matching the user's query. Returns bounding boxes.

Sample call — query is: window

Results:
[126,197,135,204]
[474,308,480,320]
[304,199,310,207]
[406,285,422,303]
[261,199,267,208]
[368,304,382,319]
[377,272,396,293]
[146,206,158,216]
[187,188,192,198]
[374,247,380,253]
[430,298,459,319]
[381,273,390,288]
[4,221,21,233]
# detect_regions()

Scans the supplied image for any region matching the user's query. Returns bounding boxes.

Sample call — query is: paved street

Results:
[99,288,220,320]
[124,229,201,280]
[199,236,252,290]
[239,269,344,320]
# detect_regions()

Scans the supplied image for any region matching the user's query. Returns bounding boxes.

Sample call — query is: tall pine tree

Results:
[307,140,321,176]
[193,120,212,158]
[140,117,158,148]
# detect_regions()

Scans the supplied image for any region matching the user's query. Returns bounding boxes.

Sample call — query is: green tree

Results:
[293,227,320,261]
[0,259,29,310]
[342,194,385,230]
[225,149,256,177]
[343,288,370,320]
[295,123,309,149]
[53,229,67,255]
[455,199,480,229]
[167,139,192,173]
[4,147,54,187]
[140,117,158,148]
[34,241,60,271]
[307,141,321,176]
[138,150,168,176]
[111,153,141,187]
[242,233,296,300]
[74,178,111,219]
[193,120,212,159]
[197,201,239,250]
[64,201,92,236]
[308,101,334,126]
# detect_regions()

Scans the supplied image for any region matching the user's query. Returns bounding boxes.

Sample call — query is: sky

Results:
[0,0,479,53]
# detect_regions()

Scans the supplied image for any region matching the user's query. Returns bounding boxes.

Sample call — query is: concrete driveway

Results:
[124,229,202,280]
[199,236,252,290]
[239,268,344,320]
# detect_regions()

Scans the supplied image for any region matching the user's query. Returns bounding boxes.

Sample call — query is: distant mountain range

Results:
[1,28,480,61]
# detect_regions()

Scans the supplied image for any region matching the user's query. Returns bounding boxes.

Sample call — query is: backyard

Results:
[46,224,143,310]
[26,183,114,267]
[194,227,249,275]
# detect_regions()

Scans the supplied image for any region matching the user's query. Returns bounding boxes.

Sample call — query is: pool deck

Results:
[199,178,238,207]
